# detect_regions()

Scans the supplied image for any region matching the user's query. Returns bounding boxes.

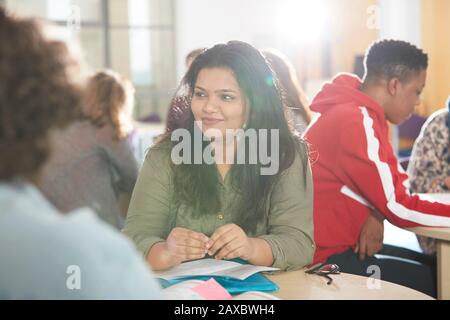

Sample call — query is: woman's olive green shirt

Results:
[122,142,315,271]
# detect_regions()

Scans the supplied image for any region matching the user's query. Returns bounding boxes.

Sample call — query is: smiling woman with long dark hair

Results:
[123,41,315,271]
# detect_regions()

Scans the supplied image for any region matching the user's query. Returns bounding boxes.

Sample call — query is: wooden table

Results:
[407,226,450,300]
[406,193,450,300]
[266,270,433,300]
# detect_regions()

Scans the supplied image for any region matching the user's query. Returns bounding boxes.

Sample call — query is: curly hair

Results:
[0,8,82,181]
[83,70,134,140]
[364,39,428,83]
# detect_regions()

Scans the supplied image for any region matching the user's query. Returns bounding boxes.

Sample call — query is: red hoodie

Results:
[304,73,450,264]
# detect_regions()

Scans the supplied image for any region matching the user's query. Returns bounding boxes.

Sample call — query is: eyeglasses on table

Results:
[305,263,341,285]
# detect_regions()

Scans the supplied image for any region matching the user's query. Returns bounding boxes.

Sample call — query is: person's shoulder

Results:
[0,185,159,299]
[46,207,152,276]
[151,136,172,150]
[144,138,172,162]
[314,103,365,133]
[3,208,157,299]
[48,120,93,143]
[94,121,117,141]
[416,108,448,145]
[326,101,362,118]
[55,210,137,270]
[5,204,126,259]
[67,119,96,134]
[281,139,310,175]
[0,190,135,266]
[295,139,310,162]
[424,108,448,128]
[55,209,161,298]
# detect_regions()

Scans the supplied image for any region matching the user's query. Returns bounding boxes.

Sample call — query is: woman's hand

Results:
[163,227,210,265]
[207,224,255,261]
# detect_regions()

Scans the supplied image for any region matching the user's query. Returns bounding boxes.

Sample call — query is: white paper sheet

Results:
[155,258,279,280]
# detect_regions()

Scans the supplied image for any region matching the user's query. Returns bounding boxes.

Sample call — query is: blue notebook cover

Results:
[158,259,279,294]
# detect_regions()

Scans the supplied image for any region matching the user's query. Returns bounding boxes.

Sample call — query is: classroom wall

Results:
[329,0,378,76]
[289,0,378,80]
[175,0,290,81]
[421,0,450,114]
[175,0,378,100]
[378,0,421,46]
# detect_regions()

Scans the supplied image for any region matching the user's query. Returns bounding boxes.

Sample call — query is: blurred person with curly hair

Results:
[0,7,160,299]
[38,70,139,229]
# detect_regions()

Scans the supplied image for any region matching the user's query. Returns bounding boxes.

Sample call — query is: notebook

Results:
[163,278,280,300]
[156,258,279,294]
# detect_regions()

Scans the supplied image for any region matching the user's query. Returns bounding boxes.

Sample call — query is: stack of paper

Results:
[163,278,280,300]
[155,258,279,280]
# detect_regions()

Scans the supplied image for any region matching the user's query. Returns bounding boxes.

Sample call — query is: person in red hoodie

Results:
[304,40,450,297]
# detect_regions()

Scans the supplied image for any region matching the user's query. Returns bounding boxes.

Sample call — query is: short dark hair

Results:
[363,39,428,83]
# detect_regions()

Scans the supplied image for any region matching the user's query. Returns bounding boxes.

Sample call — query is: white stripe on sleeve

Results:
[360,107,450,226]
[340,185,373,209]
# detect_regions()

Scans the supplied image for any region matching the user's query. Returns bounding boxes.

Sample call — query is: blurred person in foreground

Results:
[0,7,160,299]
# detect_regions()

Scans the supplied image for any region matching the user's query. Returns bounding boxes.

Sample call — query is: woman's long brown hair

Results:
[83,70,134,140]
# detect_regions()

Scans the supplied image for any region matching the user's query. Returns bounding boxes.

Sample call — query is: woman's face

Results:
[191,67,247,138]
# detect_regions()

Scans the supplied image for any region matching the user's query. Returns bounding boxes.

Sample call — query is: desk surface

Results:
[407,193,450,241]
[407,222,450,300]
[408,226,450,241]
[266,270,433,300]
